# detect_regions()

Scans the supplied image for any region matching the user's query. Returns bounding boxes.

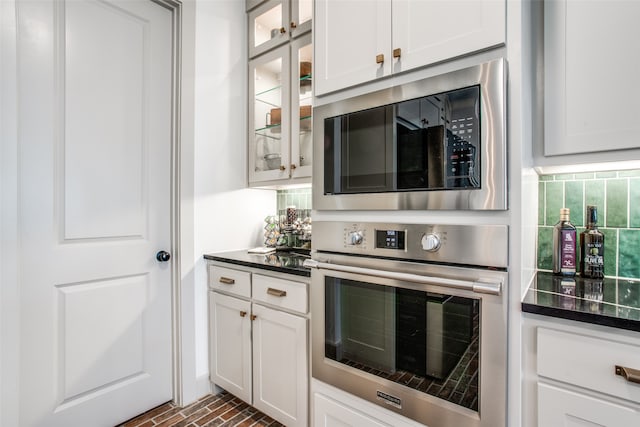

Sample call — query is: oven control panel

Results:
[318,221,509,269]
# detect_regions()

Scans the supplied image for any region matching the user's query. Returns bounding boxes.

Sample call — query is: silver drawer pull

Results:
[615,365,640,384]
[267,287,287,297]
[219,277,235,285]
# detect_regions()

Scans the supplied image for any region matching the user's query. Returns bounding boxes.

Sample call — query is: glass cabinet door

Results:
[290,33,312,179]
[249,45,291,183]
[249,0,290,58]
[290,0,312,38]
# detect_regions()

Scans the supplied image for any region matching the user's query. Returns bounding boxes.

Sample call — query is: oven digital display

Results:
[376,230,405,250]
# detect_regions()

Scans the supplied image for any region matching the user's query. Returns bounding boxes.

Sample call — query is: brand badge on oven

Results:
[376,391,402,409]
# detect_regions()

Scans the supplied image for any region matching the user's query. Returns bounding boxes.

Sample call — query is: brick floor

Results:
[117,391,284,427]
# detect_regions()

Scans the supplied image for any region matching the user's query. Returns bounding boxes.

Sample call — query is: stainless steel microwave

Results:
[312,59,507,211]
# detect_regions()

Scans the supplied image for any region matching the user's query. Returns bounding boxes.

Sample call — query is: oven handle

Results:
[303,259,502,296]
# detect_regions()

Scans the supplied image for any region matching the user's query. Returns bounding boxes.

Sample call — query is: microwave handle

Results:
[302,259,502,296]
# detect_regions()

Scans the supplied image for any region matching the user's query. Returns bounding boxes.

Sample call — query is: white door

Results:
[17,0,175,425]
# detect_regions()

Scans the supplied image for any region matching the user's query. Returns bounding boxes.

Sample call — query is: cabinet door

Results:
[249,0,290,58]
[545,0,640,156]
[209,292,252,404]
[290,33,313,178]
[290,0,312,38]
[249,45,291,184]
[314,0,392,95]
[538,383,640,426]
[252,304,308,427]
[392,0,505,75]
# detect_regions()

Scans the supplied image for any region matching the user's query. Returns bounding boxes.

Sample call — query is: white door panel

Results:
[17,0,174,425]
[58,275,148,400]
[65,0,147,240]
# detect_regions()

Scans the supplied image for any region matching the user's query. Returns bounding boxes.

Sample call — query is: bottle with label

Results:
[552,208,577,276]
[580,205,605,278]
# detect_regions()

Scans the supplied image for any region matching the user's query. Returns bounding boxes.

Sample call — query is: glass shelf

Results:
[255,124,283,139]
[257,75,310,100]
[256,98,281,108]
[256,84,282,98]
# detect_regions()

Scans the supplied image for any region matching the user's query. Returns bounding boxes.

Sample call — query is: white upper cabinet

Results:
[314,0,506,95]
[544,0,640,157]
[249,33,313,185]
[249,0,312,58]
[314,0,392,95]
[249,45,291,183]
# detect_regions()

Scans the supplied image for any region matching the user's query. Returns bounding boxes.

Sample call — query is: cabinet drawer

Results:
[538,382,640,426]
[252,274,307,314]
[538,327,640,403]
[209,265,251,298]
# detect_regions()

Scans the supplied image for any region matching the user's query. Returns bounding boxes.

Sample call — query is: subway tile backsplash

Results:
[538,169,640,279]
[276,187,312,213]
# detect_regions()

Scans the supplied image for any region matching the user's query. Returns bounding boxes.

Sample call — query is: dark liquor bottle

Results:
[580,205,605,278]
[553,208,577,276]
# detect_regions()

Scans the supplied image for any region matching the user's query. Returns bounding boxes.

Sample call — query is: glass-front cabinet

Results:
[291,34,313,179]
[249,33,312,185]
[249,0,312,59]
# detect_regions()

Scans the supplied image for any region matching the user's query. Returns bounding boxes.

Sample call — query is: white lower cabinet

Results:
[252,304,308,426]
[314,393,390,427]
[209,292,252,403]
[208,263,309,427]
[529,320,640,426]
[538,383,640,427]
[312,381,425,427]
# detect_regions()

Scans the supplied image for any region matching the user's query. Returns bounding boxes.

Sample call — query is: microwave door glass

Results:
[322,85,481,196]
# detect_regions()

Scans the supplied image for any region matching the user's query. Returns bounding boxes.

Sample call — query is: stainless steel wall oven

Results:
[305,221,508,427]
[313,59,506,211]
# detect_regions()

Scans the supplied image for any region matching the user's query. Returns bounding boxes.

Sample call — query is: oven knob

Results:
[347,231,364,245]
[421,233,441,252]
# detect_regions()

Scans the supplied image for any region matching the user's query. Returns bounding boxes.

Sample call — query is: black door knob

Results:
[156,250,171,262]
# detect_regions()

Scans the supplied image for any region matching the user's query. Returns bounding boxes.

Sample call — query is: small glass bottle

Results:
[580,205,605,278]
[552,208,577,276]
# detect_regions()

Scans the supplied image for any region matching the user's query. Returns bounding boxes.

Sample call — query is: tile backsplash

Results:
[276,187,312,213]
[537,169,640,279]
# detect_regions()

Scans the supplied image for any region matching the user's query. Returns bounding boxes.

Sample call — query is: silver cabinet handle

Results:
[219,277,235,285]
[616,365,640,384]
[267,287,287,297]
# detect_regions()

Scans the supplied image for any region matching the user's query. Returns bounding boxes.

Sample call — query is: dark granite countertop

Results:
[522,271,640,332]
[203,249,311,278]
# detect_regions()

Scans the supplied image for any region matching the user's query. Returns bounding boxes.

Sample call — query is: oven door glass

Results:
[325,276,480,412]
[323,86,480,195]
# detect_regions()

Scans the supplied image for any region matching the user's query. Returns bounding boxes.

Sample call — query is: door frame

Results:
[152,0,184,407]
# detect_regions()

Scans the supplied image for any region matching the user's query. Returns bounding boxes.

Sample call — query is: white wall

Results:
[190,0,276,399]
